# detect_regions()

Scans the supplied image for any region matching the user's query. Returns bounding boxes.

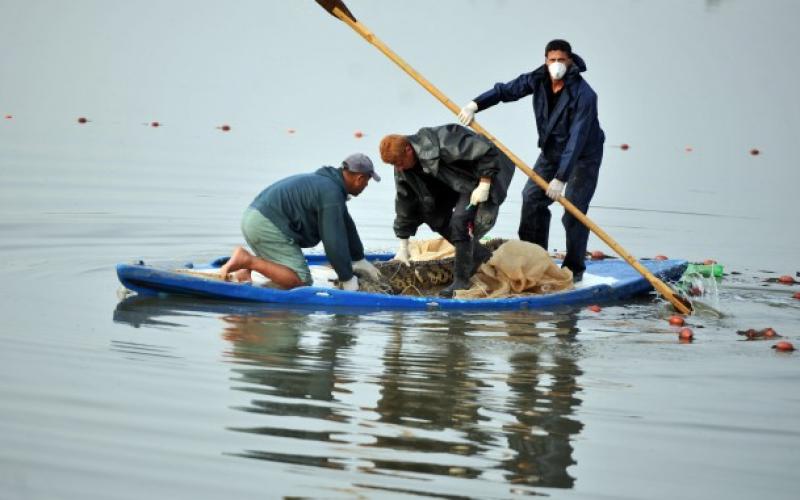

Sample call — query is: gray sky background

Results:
[2,0,799,220]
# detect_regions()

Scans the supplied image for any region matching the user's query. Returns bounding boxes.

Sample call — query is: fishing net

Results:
[355,238,573,298]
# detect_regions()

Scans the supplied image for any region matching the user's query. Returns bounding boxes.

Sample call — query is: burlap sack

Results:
[407,238,456,261]
[456,240,573,299]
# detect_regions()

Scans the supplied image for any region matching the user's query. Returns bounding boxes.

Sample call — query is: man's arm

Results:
[318,203,355,281]
[343,210,365,262]
[473,72,536,111]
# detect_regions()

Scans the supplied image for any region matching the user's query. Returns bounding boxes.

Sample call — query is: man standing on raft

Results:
[379,124,515,297]
[458,39,605,283]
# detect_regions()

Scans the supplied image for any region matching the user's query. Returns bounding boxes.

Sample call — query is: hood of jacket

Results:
[314,166,347,197]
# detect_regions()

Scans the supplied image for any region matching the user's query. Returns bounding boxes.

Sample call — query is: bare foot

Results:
[231,269,252,283]
[219,246,253,280]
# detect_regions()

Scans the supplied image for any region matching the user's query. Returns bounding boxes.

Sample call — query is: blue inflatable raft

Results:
[116,253,687,311]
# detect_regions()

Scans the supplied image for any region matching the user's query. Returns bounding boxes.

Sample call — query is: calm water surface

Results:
[2,1,799,499]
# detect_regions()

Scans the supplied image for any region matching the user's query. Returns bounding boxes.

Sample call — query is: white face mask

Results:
[548,61,567,80]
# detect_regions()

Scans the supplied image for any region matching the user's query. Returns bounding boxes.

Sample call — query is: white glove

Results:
[545,178,565,201]
[394,238,411,266]
[457,101,478,126]
[470,180,491,206]
[352,258,380,281]
[340,275,359,291]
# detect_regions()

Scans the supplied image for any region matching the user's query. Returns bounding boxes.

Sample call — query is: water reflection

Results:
[114,296,585,491]
[223,311,357,469]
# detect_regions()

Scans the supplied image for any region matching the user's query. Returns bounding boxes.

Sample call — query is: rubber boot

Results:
[439,241,473,298]
[470,241,492,275]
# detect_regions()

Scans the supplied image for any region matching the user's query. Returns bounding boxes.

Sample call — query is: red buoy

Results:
[287,128,296,134]
[4,114,12,120]
[217,124,231,132]
[619,143,630,151]
[150,121,160,128]
[354,130,364,138]
[749,148,760,156]
[668,315,685,326]
[778,275,794,284]
[793,292,800,300]
[654,255,668,261]
[77,117,89,124]
[772,341,795,352]
[588,305,601,313]
[762,327,778,338]
[678,327,694,341]
[590,250,605,260]
[685,146,693,152]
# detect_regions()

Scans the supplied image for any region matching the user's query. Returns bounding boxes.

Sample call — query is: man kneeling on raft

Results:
[379,124,515,297]
[220,153,381,290]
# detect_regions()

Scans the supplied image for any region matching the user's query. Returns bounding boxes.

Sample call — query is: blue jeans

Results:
[518,152,602,275]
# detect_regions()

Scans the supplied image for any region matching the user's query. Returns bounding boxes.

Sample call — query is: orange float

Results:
[590,250,605,260]
[668,315,685,326]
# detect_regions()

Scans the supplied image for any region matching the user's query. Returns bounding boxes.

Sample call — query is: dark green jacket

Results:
[251,166,364,281]
[394,124,515,238]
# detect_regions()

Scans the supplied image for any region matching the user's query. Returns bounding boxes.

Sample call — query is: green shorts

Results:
[241,208,312,285]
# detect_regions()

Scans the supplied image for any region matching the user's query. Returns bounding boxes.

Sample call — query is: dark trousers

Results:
[430,192,500,243]
[518,153,602,275]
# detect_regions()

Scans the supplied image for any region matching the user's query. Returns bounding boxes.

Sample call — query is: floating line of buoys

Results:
[0,117,774,154]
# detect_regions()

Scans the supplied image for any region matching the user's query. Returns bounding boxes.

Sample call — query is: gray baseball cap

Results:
[342,153,381,182]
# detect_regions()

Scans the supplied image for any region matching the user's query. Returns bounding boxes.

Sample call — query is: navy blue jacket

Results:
[473,53,605,181]
[250,166,365,281]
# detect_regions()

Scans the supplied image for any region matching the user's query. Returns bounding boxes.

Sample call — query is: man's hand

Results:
[394,238,411,266]
[546,179,565,201]
[470,180,491,206]
[352,258,380,281]
[457,101,478,126]
[340,276,359,291]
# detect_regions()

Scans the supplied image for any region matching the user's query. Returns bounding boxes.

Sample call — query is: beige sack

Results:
[456,240,573,299]
[407,238,455,261]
